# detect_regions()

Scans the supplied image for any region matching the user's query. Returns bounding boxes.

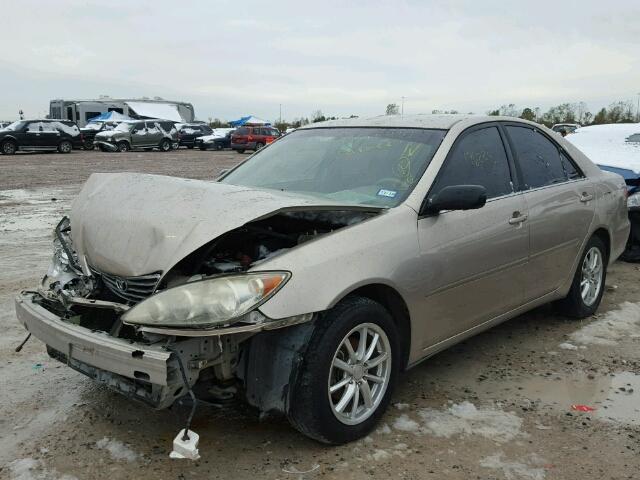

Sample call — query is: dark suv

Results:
[0,120,82,155]
[231,126,281,153]
[177,123,213,148]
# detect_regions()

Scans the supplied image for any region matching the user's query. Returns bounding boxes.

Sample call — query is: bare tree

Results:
[386,104,400,115]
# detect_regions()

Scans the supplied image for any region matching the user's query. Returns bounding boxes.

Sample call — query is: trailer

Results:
[49,98,195,127]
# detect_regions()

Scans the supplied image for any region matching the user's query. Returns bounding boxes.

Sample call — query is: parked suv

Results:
[177,123,213,148]
[94,120,178,152]
[231,126,281,153]
[0,119,82,155]
[80,121,120,150]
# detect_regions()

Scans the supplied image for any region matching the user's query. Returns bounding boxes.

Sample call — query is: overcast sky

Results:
[0,0,638,121]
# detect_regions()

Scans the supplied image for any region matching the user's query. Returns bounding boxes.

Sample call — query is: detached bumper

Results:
[15,292,180,408]
[93,140,118,152]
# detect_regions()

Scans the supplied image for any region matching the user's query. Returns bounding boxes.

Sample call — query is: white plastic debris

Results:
[169,429,200,460]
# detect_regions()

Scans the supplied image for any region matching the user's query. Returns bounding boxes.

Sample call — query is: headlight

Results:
[121,272,290,329]
[628,191,640,208]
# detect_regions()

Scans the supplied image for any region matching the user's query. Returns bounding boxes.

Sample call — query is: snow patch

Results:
[96,437,139,461]
[480,452,546,480]
[392,414,420,432]
[419,401,523,442]
[559,342,578,351]
[370,449,392,461]
[394,402,410,410]
[8,458,78,480]
[376,423,391,435]
[569,302,640,346]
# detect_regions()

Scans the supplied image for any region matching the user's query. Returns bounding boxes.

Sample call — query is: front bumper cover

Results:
[15,292,181,408]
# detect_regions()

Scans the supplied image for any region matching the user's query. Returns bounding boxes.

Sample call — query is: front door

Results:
[415,124,529,347]
[503,124,595,300]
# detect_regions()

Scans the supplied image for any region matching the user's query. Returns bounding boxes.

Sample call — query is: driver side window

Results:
[432,126,513,200]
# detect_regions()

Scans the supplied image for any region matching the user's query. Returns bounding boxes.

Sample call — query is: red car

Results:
[230,126,281,153]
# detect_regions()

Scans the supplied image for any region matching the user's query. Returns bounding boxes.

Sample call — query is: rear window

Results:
[235,127,249,135]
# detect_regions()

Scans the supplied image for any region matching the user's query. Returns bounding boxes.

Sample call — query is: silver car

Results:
[15,115,629,444]
[94,119,178,152]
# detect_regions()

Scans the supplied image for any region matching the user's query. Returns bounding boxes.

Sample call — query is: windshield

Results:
[221,127,446,207]
[84,122,103,131]
[114,123,133,132]
[4,121,27,131]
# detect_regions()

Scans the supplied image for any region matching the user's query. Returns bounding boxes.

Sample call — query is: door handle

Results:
[579,193,594,203]
[509,212,528,225]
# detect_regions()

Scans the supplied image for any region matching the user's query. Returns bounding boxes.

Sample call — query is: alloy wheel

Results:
[328,322,392,425]
[580,246,603,306]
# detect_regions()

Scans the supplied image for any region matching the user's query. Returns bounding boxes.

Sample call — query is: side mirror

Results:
[423,185,487,215]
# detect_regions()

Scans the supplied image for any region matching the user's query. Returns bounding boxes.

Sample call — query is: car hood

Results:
[70,173,363,278]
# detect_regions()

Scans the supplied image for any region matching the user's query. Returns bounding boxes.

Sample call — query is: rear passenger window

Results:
[432,126,513,199]
[506,126,579,189]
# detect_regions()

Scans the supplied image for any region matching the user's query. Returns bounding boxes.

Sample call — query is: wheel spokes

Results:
[335,383,357,413]
[359,381,373,409]
[330,376,350,393]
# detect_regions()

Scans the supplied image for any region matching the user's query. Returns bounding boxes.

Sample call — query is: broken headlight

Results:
[121,272,290,329]
[628,191,640,209]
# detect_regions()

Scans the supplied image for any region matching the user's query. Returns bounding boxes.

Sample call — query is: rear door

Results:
[415,124,529,346]
[503,124,594,300]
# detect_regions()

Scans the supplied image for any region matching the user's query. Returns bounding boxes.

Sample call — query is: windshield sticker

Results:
[377,189,397,198]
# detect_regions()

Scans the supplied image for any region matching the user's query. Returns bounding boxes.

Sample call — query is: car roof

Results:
[297,114,523,130]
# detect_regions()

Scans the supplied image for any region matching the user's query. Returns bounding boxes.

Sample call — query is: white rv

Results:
[49,98,195,127]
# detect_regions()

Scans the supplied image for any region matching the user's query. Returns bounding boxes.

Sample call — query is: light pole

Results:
[401,96,405,116]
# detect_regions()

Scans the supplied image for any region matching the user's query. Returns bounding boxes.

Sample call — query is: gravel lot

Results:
[1,149,639,480]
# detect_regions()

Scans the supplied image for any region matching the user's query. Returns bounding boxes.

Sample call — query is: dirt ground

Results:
[1,149,639,480]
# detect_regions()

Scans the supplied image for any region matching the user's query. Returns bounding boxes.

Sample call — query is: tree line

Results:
[487,100,638,126]
[206,99,638,131]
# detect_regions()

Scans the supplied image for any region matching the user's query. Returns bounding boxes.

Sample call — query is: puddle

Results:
[484,372,640,426]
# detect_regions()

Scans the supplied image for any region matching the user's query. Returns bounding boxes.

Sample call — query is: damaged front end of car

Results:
[15,195,379,413]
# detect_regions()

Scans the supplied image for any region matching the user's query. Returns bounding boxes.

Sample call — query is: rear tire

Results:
[83,139,94,150]
[159,139,171,151]
[255,142,264,151]
[1,140,17,155]
[117,141,130,152]
[216,144,224,151]
[287,296,400,444]
[58,140,73,154]
[556,235,607,318]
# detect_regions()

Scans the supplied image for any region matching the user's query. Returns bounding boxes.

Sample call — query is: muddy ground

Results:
[1,149,639,480]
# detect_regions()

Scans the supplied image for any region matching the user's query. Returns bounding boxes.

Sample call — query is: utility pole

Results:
[401,96,405,116]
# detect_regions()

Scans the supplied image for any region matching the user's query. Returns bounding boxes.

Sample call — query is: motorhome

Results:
[49,98,195,127]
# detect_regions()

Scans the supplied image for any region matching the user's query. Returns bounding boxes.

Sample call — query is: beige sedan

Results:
[16,115,630,445]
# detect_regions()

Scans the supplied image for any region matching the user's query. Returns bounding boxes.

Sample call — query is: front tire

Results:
[117,141,130,152]
[1,140,17,155]
[255,142,264,151]
[556,235,607,318]
[287,296,399,444]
